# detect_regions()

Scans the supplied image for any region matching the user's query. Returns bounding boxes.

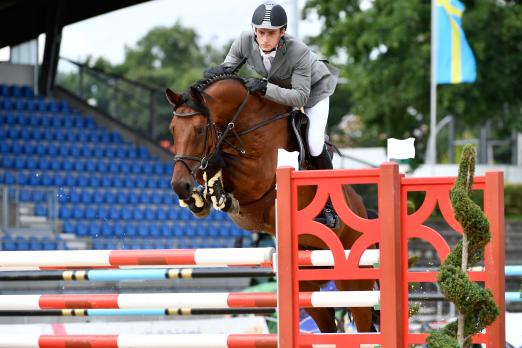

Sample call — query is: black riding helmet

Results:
[252,2,287,30]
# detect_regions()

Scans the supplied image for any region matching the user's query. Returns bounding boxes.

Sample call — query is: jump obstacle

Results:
[0,163,506,347]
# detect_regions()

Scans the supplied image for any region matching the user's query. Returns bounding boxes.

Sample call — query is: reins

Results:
[171,77,291,179]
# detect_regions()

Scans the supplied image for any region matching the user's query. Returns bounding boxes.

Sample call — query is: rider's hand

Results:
[203,65,233,78]
[243,77,267,95]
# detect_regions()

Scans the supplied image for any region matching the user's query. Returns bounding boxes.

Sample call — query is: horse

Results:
[165,73,375,333]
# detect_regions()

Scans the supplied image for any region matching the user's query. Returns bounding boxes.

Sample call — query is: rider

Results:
[205,2,340,228]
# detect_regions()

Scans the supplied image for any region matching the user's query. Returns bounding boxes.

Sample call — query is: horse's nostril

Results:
[184,182,191,194]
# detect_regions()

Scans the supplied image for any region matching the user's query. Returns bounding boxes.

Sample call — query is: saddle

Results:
[289,110,334,169]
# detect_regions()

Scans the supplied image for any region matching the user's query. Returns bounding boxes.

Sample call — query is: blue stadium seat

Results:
[109,206,120,220]
[92,190,104,204]
[132,207,144,220]
[104,191,115,204]
[88,223,101,238]
[137,224,149,237]
[84,207,96,220]
[124,176,135,188]
[32,190,46,203]
[2,235,16,250]
[15,236,29,250]
[144,207,155,220]
[167,208,178,220]
[131,161,141,174]
[153,162,163,175]
[160,224,172,238]
[149,224,160,238]
[125,223,137,238]
[128,191,139,204]
[42,237,57,250]
[92,239,105,250]
[120,206,132,220]
[116,192,127,204]
[89,175,101,187]
[62,159,73,171]
[76,222,88,237]
[77,174,89,187]
[14,156,27,170]
[73,159,84,172]
[18,188,33,202]
[146,177,158,189]
[29,236,43,250]
[97,206,108,220]
[101,223,112,238]
[113,223,125,238]
[139,191,151,204]
[34,204,47,216]
[72,206,84,219]
[85,160,96,172]
[80,190,92,204]
[109,161,119,173]
[62,220,75,234]
[53,173,65,186]
[16,172,29,186]
[151,192,162,205]
[112,176,123,188]
[69,190,80,203]
[101,175,112,187]
[156,207,167,220]
[38,157,51,170]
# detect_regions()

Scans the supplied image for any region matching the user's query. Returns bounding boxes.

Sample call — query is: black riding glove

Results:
[204,64,233,78]
[244,77,267,95]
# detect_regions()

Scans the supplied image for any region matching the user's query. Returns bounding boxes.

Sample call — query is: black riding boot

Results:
[311,145,340,228]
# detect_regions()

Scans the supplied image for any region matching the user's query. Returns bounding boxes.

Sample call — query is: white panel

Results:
[310,291,379,308]
[0,250,111,267]
[0,295,40,310]
[118,334,229,348]
[194,248,274,266]
[310,250,379,267]
[118,293,230,309]
[0,334,39,347]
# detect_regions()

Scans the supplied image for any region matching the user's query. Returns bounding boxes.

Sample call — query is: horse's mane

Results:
[178,73,245,116]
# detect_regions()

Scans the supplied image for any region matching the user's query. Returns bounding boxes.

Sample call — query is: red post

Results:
[484,171,506,347]
[379,163,406,347]
[276,166,299,348]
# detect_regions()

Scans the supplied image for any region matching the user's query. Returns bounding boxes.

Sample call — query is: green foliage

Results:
[427,145,499,347]
[505,184,522,218]
[303,0,522,163]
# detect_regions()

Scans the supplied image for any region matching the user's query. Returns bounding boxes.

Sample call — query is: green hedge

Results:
[505,184,522,217]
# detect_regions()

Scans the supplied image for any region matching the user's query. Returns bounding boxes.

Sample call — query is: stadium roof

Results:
[0,0,151,48]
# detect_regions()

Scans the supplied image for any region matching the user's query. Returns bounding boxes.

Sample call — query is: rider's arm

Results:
[223,35,244,67]
[264,50,311,108]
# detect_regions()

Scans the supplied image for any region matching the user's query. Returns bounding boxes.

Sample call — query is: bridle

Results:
[171,82,292,181]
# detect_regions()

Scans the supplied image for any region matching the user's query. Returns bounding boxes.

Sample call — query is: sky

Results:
[1,0,321,66]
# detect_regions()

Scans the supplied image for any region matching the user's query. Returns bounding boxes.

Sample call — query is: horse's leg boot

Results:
[204,170,240,214]
[179,187,210,217]
[311,145,340,228]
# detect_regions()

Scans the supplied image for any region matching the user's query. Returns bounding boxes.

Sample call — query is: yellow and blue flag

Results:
[436,0,476,84]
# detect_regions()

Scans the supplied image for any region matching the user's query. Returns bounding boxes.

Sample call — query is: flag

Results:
[436,0,476,84]
[387,138,416,161]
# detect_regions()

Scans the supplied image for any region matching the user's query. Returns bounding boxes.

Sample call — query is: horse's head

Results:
[165,76,248,200]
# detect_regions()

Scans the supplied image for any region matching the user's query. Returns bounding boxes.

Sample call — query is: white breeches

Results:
[304,97,329,157]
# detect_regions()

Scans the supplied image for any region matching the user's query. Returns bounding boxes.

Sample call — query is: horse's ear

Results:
[189,86,205,105]
[165,88,181,106]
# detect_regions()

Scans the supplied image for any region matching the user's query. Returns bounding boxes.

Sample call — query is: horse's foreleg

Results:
[335,279,376,332]
[204,170,239,214]
[179,186,211,217]
[300,281,338,333]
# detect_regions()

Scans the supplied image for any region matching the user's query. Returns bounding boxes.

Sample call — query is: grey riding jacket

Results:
[223,31,339,108]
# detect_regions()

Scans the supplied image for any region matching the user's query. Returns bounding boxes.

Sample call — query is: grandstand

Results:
[0,83,253,251]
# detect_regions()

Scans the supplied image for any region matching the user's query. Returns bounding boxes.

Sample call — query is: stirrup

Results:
[314,207,340,228]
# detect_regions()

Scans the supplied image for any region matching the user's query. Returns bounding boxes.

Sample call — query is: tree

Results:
[303,0,522,162]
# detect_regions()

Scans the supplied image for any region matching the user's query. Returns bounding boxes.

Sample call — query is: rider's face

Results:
[255,28,285,52]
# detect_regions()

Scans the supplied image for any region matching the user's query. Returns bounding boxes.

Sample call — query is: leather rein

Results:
[172,89,291,179]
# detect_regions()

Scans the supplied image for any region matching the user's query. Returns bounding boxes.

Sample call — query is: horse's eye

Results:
[196,127,204,135]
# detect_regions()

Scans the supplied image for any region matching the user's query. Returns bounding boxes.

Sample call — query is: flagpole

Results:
[428,0,437,165]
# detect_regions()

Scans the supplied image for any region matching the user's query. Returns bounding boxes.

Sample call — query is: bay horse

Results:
[165,73,375,333]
